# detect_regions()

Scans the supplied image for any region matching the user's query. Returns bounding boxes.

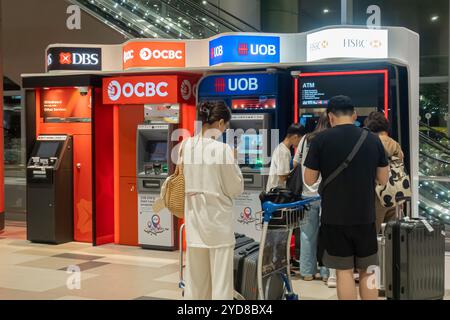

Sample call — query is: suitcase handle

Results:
[238,243,259,255]
[395,196,412,220]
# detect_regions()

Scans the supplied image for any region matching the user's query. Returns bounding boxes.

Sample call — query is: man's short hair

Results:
[286,124,307,137]
[327,95,355,116]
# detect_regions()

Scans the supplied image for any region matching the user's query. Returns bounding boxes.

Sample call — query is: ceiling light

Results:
[323,8,329,14]
[431,15,439,22]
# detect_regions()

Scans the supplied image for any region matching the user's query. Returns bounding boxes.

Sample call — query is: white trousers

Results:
[184,245,234,300]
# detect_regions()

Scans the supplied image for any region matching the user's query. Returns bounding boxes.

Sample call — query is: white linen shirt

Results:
[183,136,244,248]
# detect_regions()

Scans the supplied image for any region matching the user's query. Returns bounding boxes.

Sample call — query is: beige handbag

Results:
[153,143,185,219]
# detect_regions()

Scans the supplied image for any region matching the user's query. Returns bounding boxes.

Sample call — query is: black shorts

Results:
[318,223,378,271]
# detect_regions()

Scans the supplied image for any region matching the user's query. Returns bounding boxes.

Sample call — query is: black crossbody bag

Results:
[318,128,369,195]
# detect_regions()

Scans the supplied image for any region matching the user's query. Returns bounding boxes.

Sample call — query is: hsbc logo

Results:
[107,80,169,102]
[237,43,277,56]
[59,52,99,66]
[214,77,259,93]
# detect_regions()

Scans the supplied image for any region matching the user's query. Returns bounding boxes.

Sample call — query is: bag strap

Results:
[319,128,369,194]
[299,137,307,162]
[176,140,186,175]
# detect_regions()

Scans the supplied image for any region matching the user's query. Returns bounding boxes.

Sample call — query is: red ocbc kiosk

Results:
[23,73,198,247]
[101,73,199,247]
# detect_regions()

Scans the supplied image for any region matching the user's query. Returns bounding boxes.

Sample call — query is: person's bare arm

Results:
[376,166,389,186]
[304,168,319,186]
[278,175,289,184]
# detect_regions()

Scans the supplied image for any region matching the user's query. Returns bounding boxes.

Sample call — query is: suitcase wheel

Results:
[286,293,299,300]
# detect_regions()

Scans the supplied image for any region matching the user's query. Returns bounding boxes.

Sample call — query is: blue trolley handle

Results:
[261,196,321,223]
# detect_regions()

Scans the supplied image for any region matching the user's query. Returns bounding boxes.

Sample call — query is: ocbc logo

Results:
[139,48,183,61]
[107,80,169,102]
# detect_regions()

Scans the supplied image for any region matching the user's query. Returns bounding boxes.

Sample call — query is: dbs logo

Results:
[60,52,72,65]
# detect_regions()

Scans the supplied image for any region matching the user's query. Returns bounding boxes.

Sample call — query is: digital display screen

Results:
[36,142,60,158]
[145,141,167,162]
[238,134,263,156]
[299,72,386,109]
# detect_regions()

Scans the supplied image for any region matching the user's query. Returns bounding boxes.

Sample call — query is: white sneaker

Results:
[327,277,337,288]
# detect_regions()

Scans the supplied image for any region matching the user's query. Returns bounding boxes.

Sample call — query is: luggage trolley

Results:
[178,197,320,300]
[256,196,320,300]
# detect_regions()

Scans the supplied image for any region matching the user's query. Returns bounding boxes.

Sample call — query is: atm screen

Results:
[299,71,386,110]
[238,134,263,155]
[36,142,60,158]
[145,141,168,162]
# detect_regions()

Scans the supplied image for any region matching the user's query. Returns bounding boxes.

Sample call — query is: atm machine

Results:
[136,107,178,250]
[27,135,73,244]
[197,71,293,240]
[293,67,389,133]
[292,63,410,170]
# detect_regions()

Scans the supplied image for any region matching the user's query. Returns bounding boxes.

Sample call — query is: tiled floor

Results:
[0,222,449,300]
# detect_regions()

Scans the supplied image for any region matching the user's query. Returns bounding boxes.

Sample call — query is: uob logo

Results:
[238,43,276,56]
[214,77,259,93]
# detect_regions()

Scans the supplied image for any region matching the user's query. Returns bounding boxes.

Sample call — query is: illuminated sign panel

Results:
[123,41,186,69]
[306,28,388,62]
[209,35,280,66]
[198,74,277,97]
[46,47,102,71]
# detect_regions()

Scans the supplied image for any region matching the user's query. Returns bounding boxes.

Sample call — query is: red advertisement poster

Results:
[40,88,92,122]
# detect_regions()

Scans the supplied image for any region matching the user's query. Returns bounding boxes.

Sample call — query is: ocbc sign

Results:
[107,80,169,102]
[123,41,186,69]
[103,76,178,104]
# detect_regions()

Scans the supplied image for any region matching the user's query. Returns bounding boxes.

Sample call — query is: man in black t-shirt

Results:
[304,95,389,300]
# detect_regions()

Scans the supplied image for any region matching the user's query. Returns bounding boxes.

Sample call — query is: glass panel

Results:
[3,94,26,215]
[353,0,449,77]
[419,83,449,137]
[298,0,341,32]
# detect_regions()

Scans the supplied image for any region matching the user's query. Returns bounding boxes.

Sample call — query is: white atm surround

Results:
[25,25,420,217]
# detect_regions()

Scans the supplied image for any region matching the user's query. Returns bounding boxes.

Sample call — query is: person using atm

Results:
[182,101,244,300]
[265,124,306,192]
[303,96,389,300]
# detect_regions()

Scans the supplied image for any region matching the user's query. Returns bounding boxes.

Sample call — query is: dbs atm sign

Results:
[123,41,186,69]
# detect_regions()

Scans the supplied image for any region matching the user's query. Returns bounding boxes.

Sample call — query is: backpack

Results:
[286,139,307,197]
[375,156,412,208]
[259,187,301,205]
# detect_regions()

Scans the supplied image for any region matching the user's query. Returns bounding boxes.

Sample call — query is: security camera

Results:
[78,87,89,96]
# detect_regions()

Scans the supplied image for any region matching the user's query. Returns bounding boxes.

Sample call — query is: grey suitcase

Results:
[385,198,446,300]
[234,242,259,291]
[239,249,285,300]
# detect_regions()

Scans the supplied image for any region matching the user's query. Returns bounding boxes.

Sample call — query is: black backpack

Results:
[259,187,300,205]
[286,139,307,197]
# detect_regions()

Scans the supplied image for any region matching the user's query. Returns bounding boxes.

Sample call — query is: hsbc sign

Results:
[123,41,186,69]
[103,76,182,105]
[46,47,102,71]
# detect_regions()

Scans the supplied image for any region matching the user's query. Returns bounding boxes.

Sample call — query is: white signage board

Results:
[233,190,262,241]
[307,28,388,62]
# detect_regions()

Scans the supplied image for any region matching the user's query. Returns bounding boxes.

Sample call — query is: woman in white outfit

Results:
[182,101,244,300]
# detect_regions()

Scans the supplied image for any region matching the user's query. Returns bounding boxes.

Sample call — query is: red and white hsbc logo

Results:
[103,76,179,105]
[123,41,186,69]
